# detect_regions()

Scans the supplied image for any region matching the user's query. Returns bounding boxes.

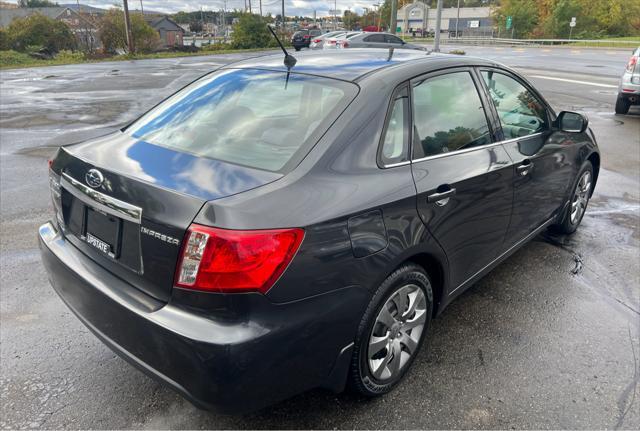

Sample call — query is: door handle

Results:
[427,186,456,206]
[517,160,534,176]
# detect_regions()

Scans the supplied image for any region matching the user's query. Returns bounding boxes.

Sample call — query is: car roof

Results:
[224,49,502,82]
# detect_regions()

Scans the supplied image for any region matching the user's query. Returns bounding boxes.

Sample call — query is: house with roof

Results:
[144,15,184,48]
[0,7,100,50]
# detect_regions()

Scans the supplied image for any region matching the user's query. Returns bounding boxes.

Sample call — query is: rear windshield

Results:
[127,69,357,172]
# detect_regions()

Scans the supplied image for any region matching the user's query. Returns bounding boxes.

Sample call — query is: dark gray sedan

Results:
[337,32,426,50]
[40,49,599,414]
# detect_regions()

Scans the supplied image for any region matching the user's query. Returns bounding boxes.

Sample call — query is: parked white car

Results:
[323,32,362,50]
[615,47,640,114]
[310,31,346,49]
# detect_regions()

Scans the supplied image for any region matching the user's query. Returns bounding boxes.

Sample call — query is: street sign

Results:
[571,17,576,23]
[570,21,576,27]
[506,16,512,30]
[328,9,341,15]
[469,20,479,28]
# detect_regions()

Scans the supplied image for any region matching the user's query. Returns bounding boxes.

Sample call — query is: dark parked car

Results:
[40,49,600,413]
[291,28,322,51]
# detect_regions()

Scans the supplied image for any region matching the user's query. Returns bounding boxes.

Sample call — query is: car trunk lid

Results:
[51,131,282,302]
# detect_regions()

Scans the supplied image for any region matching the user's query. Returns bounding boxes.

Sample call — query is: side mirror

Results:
[557,111,588,133]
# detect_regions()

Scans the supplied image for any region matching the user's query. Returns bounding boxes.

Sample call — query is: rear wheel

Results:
[551,161,593,235]
[615,95,631,114]
[294,46,301,51]
[348,264,433,396]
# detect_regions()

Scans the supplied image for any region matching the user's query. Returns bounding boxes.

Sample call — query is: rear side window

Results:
[127,69,357,172]
[380,87,410,165]
[481,71,548,140]
[412,71,491,159]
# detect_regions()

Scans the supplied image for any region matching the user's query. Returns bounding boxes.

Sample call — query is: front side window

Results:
[481,71,548,140]
[380,87,409,165]
[385,35,403,44]
[365,34,385,43]
[127,69,357,172]
[412,71,491,159]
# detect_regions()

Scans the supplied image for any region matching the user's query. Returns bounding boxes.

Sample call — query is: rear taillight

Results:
[303,35,311,39]
[312,38,322,43]
[626,56,637,72]
[340,41,349,48]
[175,224,304,294]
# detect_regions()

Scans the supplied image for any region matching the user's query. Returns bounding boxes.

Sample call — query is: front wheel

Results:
[348,264,433,396]
[551,161,594,235]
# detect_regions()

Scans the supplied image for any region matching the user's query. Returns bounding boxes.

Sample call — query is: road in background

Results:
[1,46,638,429]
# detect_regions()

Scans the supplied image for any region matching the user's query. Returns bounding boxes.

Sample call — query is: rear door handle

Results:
[427,186,456,206]
[517,160,534,176]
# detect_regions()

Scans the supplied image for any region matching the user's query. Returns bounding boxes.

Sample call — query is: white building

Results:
[397,3,492,35]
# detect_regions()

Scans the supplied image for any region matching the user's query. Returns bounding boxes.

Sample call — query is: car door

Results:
[478,68,575,246]
[410,69,514,290]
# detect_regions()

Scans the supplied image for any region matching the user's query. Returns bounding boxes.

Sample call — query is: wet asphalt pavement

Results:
[1,46,639,429]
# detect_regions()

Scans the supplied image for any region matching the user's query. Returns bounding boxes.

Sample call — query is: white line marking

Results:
[529,75,618,88]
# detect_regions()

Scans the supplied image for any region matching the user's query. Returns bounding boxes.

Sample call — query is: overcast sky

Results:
[6,1,385,17]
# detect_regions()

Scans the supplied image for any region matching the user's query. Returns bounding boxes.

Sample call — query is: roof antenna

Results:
[267,24,296,89]
[267,24,297,70]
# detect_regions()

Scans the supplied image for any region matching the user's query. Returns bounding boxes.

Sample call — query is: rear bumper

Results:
[39,222,366,413]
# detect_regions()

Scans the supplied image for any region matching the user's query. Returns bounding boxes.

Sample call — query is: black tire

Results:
[294,46,301,51]
[348,263,433,397]
[551,161,594,235]
[615,95,630,115]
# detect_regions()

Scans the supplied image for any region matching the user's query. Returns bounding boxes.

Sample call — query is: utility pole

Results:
[259,0,262,16]
[390,0,397,34]
[122,0,135,54]
[248,0,251,14]
[433,0,443,51]
[281,0,285,28]
[334,0,337,30]
[222,0,227,42]
[139,0,143,14]
[455,0,460,38]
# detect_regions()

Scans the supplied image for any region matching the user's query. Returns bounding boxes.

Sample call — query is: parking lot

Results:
[1,46,639,429]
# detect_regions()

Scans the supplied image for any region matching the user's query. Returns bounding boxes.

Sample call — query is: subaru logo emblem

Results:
[85,168,104,189]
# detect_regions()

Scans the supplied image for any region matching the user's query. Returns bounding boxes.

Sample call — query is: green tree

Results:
[492,0,540,38]
[542,0,582,37]
[5,13,75,52]
[231,13,274,49]
[99,9,160,53]
[0,28,9,50]
[342,10,360,30]
[17,0,58,6]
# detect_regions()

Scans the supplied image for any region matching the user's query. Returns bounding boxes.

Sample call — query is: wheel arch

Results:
[405,253,446,317]
[587,151,600,197]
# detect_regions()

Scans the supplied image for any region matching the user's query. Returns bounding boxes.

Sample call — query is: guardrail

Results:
[440,37,640,49]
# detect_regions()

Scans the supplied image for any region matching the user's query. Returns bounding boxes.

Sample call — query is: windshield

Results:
[127,69,357,172]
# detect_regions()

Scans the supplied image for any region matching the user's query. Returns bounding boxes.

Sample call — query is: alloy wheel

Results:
[570,171,591,225]
[368,284,427,382]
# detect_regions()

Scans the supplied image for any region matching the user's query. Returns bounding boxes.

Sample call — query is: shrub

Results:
[99,9,160,54]
[5,13,76,52]
[231,13,275,49]
[0,50,33,66]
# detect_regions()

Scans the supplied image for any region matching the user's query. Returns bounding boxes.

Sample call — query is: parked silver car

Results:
[309,31,346,49]
[335,32,426,51]
[615,47,640,114]
[323,32,362,49]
